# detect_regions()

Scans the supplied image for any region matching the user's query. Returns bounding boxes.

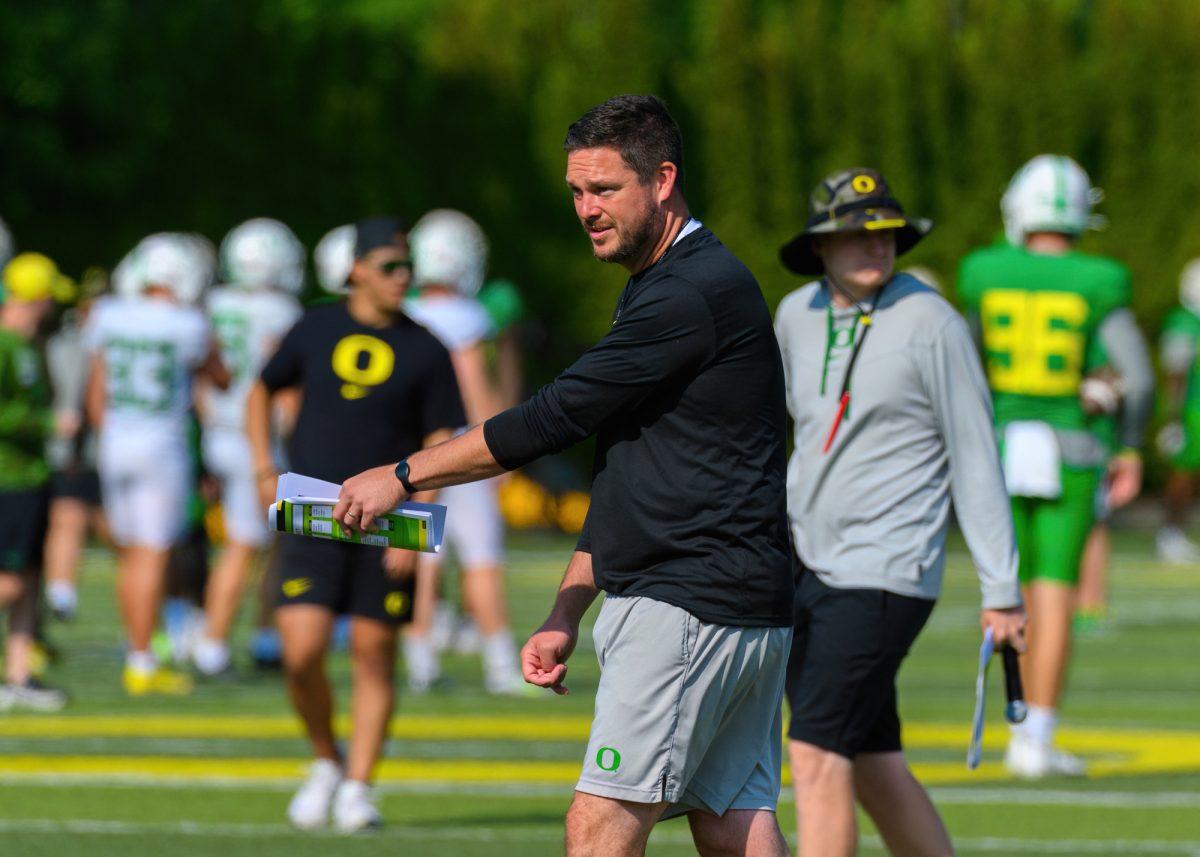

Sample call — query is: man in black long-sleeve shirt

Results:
[335,95,793,857]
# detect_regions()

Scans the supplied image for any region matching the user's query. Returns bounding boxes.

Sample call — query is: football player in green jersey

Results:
[958,155,1153,778]
[1156,258,1200,563]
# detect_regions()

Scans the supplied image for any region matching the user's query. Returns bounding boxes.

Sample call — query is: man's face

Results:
[351,239,412,309]
[818,229,896,292]
[566,147,662,265]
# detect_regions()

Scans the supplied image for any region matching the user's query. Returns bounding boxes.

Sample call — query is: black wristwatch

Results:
[394,459,417,494]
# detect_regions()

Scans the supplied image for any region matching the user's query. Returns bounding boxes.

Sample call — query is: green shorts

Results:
[1010,466,1100,586]
[1173,407,1200,471]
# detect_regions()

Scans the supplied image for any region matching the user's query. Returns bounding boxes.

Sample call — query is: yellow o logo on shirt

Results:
[852,174,877,194]
[331,335,395,400]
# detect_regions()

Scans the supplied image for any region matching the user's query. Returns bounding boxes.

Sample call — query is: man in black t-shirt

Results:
[247,217,464,833]
[335,98,793,856]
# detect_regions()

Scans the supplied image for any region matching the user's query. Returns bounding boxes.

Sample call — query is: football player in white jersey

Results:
[192,219,304,676]
[404,209,524,695]
[84,233,230,695]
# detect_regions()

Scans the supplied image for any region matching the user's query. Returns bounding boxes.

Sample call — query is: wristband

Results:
[394,459,417,494]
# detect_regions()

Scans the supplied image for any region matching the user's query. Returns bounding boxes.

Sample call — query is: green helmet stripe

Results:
[1054,156,1068,214]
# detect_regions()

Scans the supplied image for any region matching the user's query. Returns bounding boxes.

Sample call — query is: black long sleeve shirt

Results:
[484,227,793,626]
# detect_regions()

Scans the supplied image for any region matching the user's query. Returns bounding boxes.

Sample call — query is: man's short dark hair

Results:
[564,94,684,186]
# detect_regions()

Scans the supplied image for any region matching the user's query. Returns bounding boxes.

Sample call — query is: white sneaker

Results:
[1005,734,1086,779]
[332,780,382,833]
[0,679,68,712]
[485,668,532,696]
[1156,527,1200,564]
[287,759,343,829]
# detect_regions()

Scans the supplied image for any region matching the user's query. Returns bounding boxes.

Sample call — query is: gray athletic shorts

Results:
[576,595,791,818]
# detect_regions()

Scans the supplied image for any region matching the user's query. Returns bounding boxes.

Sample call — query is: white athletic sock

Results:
[126,650,158,674]
[1021,705,1058,746]
[46,581,78,614]
[404,634,440,689]
[482,629,519,676]
[193,637,231,675]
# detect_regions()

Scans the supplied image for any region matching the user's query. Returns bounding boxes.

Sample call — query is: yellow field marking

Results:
[0,714,593,741]
[0,718,1197,786]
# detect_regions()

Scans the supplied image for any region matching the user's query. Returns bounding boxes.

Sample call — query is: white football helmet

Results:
[1001,155,1104,246]
[123,232,212,304]
[0,215,13,270]
[220,218,305,294]
[1179,258,1200,315]
[411,209,488,296]
[314,224,355,294]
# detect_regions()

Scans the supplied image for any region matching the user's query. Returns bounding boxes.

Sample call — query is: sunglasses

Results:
[376,259,413,276]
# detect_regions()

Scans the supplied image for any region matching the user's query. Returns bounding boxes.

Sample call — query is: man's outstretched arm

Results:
[334,424,504,531]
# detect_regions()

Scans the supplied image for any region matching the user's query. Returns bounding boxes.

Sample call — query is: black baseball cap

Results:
[353,216,408,259]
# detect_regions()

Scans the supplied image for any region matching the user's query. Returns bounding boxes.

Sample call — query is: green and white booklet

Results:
[268,472,446,553]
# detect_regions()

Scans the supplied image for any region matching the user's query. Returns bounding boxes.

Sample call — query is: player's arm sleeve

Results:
[420,345,468,435]
[1098,308,1154,450]
[259,319,305,392]
[923,314,1022,610]
[483,282,716,470]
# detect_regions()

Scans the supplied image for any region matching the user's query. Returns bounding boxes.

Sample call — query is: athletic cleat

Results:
[332,779,382,833]
[0,678,68,712]
[1005,734,1086,779]
[122,665,194,697]
[287,759,343,829]
[1155,527,1200,565]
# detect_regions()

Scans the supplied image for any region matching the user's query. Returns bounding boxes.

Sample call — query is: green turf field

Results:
[2,529,1198,856]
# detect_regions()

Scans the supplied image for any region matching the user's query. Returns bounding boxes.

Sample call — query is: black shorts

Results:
[0,487,50,575]
[785,571,934,758]
[49,468,101,505]
[274,535,415,626]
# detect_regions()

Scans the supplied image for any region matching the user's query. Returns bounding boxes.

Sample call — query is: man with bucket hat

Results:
[775,169,1025,856]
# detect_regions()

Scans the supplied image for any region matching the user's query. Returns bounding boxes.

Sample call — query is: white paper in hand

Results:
[967,627,995,770]
[270,472,446,552]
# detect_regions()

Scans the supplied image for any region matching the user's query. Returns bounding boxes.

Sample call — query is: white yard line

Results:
[0,818,1197,855]
[2,773,1198,809]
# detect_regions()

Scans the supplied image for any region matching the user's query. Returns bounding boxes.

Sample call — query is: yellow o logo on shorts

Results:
[331,335,395,400]
[852,174,877,194]
[385,592,408,616]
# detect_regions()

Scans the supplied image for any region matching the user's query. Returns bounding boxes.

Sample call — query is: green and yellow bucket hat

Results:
[780,168,933,275]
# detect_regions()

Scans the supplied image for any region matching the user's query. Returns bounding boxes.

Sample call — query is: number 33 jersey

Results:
[957,241,1130,435]
[83,295,212,443]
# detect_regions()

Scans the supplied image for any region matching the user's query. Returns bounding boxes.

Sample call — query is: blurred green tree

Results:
[3,0,1200,373]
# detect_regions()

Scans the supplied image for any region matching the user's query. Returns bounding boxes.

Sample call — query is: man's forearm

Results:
[406,424,506,491]
[547,550,600,630]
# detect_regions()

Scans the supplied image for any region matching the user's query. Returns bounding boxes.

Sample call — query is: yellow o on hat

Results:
[2,253,75,304]
[852,174,877,194]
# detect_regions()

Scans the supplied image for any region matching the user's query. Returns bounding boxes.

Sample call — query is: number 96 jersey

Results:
[957,241,1131,433]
